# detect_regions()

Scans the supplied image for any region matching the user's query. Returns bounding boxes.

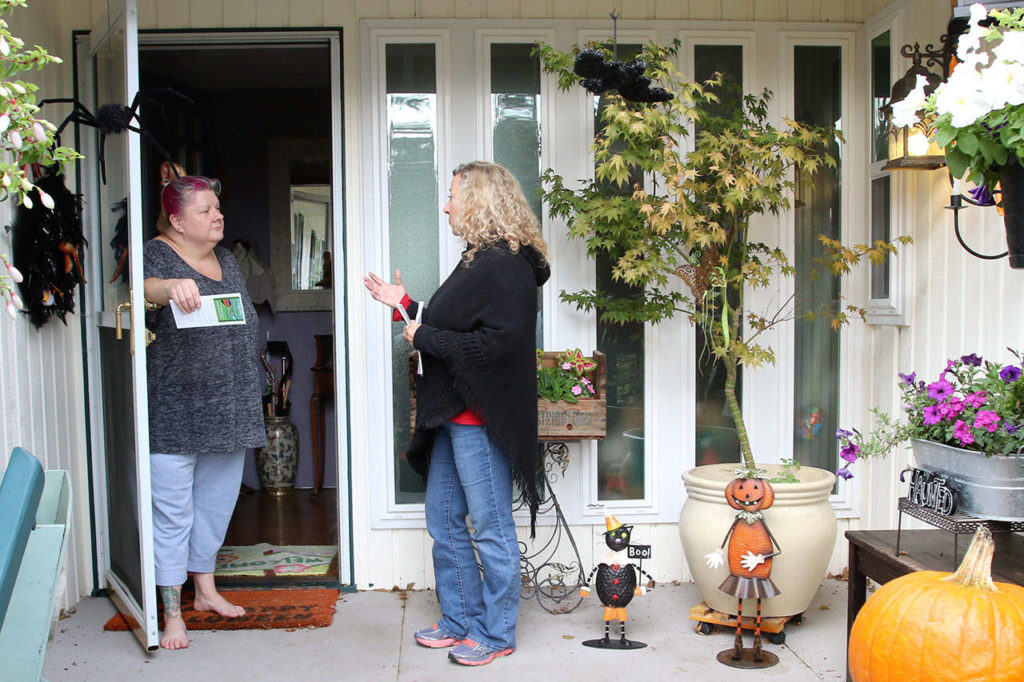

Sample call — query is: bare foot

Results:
[160,615,189,650]
[193,591,246,618]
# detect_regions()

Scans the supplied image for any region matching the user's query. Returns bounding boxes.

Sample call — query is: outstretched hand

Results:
[363,269,407,309]
[704,548,724,570]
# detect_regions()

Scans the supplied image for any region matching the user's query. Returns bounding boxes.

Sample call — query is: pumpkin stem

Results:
[943,526,998,591]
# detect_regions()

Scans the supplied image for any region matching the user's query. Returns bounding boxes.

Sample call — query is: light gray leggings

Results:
[150,450,245,586]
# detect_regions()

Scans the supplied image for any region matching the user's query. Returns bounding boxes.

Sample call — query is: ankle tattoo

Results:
[160,586,182,619]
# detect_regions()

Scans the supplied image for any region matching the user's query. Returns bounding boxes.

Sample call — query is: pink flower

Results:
[953,419,975,445]
[964,391,987,408]
[561,362,571,370]
[973,410,1001,433]
[571,385,582,396]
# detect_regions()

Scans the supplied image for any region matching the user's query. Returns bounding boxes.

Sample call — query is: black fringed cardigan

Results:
[405,242,550,534]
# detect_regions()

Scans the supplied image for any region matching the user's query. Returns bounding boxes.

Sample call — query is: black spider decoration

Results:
[39,87,193,184]
[11,165,87,327]
[573,48,674,103]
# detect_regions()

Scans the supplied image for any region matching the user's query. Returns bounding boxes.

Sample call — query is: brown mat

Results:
[103,588,339,631]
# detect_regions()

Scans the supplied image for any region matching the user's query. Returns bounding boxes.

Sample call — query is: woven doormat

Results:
[216,544,337,576]
[103,588,339,631]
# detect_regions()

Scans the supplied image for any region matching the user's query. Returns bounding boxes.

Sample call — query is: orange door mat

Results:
[103,588,339,631]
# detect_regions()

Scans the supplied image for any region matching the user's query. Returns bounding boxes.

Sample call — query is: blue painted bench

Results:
[0,447,73,681]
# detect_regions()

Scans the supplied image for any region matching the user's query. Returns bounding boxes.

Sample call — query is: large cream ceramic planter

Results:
[679,463,837,618]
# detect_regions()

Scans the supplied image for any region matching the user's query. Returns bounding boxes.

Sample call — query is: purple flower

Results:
[1006,422,1020,434]
[835,428,854,439]
[968,184,995,206]
[953,419,975,446]
[922,405,942,425]
[927,380,954,400]
[960,353,982,367]
[1000,365,1021,383]
[836,466,853,480]
[974,410,1001,433]
[898,372,917,385]
[840,441,860,463]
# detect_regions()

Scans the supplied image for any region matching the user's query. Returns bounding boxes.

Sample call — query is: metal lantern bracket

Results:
[945,176,1008,261]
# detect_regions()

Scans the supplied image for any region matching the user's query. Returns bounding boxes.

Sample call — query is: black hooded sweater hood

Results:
[407,242,550,534]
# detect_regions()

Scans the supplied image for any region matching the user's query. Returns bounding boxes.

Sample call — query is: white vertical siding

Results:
[1,2,93,613]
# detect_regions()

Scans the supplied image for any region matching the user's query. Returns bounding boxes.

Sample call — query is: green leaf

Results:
[956,130,978,156]
[945,147,970,179]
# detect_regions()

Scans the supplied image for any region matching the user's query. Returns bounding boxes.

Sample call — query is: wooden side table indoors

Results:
[309,334,333,497]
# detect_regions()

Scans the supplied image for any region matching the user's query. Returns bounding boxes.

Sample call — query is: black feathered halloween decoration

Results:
[573,48,673,103]
[11,166,87,327]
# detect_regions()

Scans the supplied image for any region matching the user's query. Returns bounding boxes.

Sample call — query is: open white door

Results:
[80,0,158,652]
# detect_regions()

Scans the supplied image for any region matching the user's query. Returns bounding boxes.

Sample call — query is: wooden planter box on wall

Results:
[409,350,607,440]
[537,350,606,440]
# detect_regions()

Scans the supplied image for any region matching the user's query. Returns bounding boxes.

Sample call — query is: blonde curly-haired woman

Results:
[364,161,549,666]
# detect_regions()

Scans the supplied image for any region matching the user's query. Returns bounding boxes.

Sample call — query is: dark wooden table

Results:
[845,529,1024,678]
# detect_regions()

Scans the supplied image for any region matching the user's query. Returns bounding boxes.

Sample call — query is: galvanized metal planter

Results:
[911,439,1024,522]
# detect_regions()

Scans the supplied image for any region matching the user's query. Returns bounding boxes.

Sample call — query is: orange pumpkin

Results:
[849,526,1024,682]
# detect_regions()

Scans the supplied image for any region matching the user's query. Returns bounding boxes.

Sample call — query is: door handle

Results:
[114,291,159,354]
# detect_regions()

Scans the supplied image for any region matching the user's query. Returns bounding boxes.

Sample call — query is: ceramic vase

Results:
[257,416,298,495]
[679,462,837,618]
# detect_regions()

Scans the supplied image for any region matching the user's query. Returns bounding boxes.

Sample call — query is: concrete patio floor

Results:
[43,579,850,681]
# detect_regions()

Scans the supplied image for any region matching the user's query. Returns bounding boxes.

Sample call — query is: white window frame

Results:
[865,8,912,326]
[776,30,861,517]
[363,19,868,529]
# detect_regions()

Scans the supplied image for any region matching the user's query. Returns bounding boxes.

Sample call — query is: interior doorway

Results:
[136,36,343,586]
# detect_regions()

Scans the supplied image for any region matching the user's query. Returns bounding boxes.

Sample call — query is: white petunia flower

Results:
[0,37,8,57]
[38,189,54,209]
[6,300,17,320]
[890,75,930,128]
[934,79,991,128]
[0,113,8,132]
[10,292,23,310]
[21,193,31,209]
[32,121,45,142]
[9,130,21,148]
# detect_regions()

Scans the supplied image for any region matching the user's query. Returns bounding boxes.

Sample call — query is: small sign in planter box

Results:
[537,350,606,440]
[409,350,607,440]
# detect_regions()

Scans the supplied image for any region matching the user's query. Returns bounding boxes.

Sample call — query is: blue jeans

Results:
[425,422,519,651]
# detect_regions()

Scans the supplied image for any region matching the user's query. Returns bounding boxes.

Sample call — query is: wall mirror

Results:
[268,138,334,311]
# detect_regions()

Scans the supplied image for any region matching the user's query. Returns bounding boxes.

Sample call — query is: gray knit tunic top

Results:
[144,239,266,454]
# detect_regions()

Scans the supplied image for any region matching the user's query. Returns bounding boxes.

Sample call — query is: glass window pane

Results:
[792,45,842,474]
[387,43,439,504]
[871,31,891,164]
[490,43,544,346]
[870,176,891,299]
[693,44,744,466]
[594,44,645,501]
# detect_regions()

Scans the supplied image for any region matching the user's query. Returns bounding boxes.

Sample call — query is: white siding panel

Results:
[454,0,485,18]
[221,0,258,27]
[722,1,756,21]
[389,0,417,19]
[690,0,723,21]
[421,0,451,18]
[156,0,190,28]
[255,0,289,26]
[653,0,686,20]
[289,0,324,26]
